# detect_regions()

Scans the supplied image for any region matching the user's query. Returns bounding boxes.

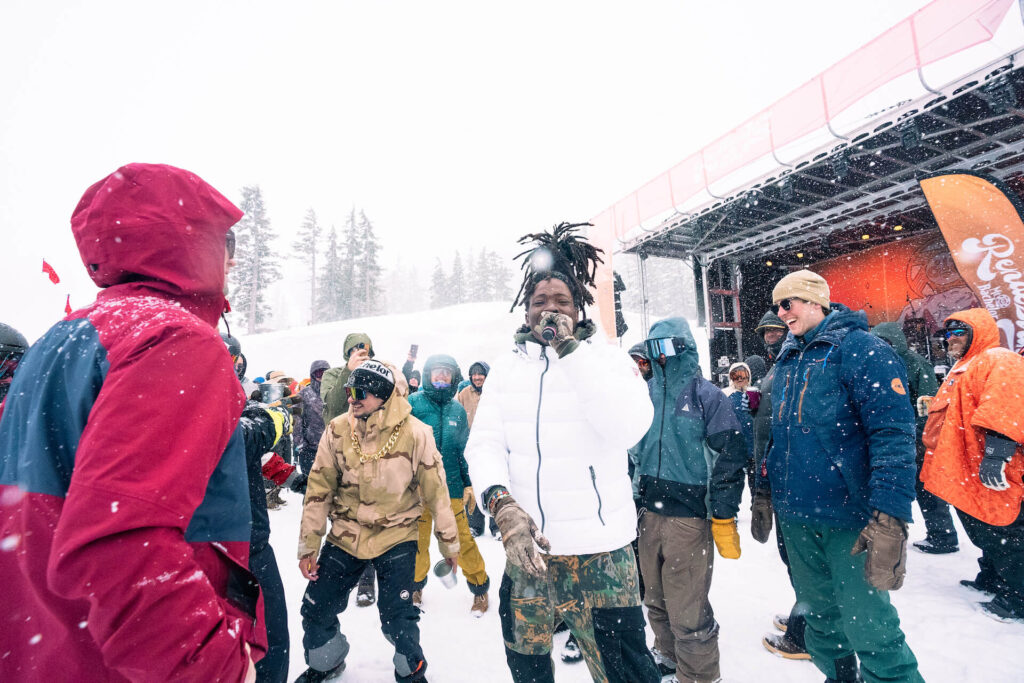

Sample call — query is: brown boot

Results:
[271,485,287,507]
[762,632,811,660]
[471,593,488,617]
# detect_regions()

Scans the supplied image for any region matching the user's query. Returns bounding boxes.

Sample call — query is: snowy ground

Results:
[246,303,1024,681]
[268,486,1024,683]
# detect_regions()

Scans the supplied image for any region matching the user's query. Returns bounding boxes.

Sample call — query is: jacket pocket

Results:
[589,466,606,526]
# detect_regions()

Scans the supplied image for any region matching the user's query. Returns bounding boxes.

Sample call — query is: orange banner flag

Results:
[919,172,1024,351]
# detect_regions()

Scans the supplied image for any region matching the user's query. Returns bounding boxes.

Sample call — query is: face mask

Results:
[432,381,451,390]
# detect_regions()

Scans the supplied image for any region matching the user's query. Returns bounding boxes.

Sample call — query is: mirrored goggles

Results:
[346,386,368,401]
[645,337,685,359]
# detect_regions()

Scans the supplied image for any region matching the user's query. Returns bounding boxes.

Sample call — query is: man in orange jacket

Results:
[922,308,1024,622]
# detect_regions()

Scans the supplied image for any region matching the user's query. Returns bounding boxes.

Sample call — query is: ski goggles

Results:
[645,337,686,359]
[346,386,369,401]
[943,329,969,340]
[226,229,236,259]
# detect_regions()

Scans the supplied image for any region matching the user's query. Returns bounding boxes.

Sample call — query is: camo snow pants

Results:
[498,544,659,683]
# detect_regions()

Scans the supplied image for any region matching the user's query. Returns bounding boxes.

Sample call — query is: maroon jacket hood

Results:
[71,163,243,323]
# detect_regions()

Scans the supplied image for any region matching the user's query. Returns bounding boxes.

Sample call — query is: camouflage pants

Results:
[498,544,659,683]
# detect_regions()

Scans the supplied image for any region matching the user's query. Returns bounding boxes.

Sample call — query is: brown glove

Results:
[493,495,551,577]
[850,510,908,591]
[750,490,773,544]
[535,312,578,358]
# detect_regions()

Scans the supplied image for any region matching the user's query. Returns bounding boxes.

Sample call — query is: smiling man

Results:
[755,269,923,683]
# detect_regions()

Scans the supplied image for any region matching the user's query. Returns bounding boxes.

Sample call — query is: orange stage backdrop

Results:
[816,232,977,333]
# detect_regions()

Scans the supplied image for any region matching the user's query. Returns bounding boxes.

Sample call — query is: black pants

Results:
[468,504,498,536]
[298,446,316,476]
[774,513,807,649]
[956,507,1024,611]
[250,543,289,683]
[915,447,958,547]
[301,541,426,681]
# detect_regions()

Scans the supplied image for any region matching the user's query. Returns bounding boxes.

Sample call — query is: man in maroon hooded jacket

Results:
[0,164,263,681]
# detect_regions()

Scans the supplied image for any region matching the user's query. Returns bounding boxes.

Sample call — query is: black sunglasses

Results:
[226,229,236,259]
[776,297,804,312]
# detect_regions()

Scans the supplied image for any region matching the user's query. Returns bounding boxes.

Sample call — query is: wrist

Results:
[486,487,512,514]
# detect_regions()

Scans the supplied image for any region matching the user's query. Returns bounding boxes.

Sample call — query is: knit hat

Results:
[772,269,830,309]
[628,342,648,360]
[345,359,395,400]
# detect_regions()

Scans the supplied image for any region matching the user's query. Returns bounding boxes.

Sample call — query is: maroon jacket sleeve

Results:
[46,322,254,681]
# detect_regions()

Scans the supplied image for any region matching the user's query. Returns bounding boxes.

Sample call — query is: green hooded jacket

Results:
[630,317,746,520]
[871,322,938,427]
[408,354,471,497]
[321,332,375,423]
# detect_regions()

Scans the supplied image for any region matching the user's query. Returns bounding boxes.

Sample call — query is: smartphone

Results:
[409,344,419,358]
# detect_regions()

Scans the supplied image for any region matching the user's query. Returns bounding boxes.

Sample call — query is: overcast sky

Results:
[1,0,933,340]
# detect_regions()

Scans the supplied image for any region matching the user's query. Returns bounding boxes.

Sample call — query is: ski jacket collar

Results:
[70,164,241,322]
[777,304,867,362]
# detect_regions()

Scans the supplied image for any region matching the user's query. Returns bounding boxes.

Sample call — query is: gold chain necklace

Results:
[351,419,406,463]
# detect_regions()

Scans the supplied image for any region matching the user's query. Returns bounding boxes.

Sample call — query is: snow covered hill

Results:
[244,304,1023,682]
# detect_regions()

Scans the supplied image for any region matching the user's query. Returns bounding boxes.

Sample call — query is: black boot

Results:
[824,653,860,682]
[294,661,345,683]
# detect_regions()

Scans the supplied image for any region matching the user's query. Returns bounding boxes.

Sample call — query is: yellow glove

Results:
[463,486,476,515]
[711,518,741,559]
[264,407,286,445]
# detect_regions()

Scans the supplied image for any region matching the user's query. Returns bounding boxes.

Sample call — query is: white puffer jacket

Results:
[465,336,654,556]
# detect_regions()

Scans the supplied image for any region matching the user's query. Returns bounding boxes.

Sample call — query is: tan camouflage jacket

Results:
[298,389,460,561]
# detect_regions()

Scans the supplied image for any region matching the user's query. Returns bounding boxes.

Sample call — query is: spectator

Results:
[295,359,330,475]
[0,163,260,681]
[0,322,28,403]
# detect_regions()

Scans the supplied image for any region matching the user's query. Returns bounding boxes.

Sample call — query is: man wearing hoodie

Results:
[631,317,747,683]
[410,355,491,615]
[871,322,956,555]
[321,332,375,423]
[296,360,459,682]
[921,310,1024,622]
[295,359,331,476]
[755,269,922,683]
[0,164,261,682]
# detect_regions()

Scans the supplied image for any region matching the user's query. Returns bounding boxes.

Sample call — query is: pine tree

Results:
[317,225,345,321]
[292,208,322,325]
[448,251,466,305]
[468,248,489,302]
[340,208,361,319]
[430,258,448,309]
[230,185,281,333]
[357,209,383,316]
[489,249,512,300]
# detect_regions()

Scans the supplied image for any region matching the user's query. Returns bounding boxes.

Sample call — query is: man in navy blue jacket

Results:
[753,270,923,683]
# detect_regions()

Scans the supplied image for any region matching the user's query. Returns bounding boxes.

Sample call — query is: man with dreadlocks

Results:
[465,223,660,683]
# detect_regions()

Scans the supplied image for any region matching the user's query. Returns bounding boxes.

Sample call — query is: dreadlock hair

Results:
[510,222,604,313]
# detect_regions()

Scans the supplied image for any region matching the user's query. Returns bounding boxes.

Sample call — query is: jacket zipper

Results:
[589,466,606,526]
[535,348,549,532]
[656,375,668,479]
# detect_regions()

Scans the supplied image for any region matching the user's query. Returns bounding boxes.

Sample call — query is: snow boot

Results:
[471,593,488,617]
[651,647,676,678]
[560,633,582,663]
[268,484,287,508]
[772,614,789,632]
[978,595,1024,623]
[294,660,345,682]
[762,632,811,660]
[912,538,958,554]
[356,581,375,607]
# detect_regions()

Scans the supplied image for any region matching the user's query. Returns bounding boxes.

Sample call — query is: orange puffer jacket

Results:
[921,308,1024,525]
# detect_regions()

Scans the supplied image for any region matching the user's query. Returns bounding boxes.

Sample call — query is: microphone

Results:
[541,326,557,341]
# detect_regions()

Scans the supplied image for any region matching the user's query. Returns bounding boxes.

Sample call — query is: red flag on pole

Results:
[65,294,72,316]
[42,259,60,284]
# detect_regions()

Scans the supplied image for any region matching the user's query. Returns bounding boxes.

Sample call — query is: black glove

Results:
[980,431,1018,491]
[288,472,308,494]
[750,490,773,544]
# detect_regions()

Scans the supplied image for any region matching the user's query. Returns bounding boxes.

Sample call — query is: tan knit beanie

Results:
[772,269,830,309]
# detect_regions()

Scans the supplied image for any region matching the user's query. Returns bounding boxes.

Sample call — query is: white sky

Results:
[1,0,933,341]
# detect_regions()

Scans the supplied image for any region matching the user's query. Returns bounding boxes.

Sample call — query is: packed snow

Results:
[239,302,1024,682]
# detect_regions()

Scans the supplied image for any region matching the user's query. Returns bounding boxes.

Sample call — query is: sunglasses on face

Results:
[634,358,651,368]
[645,337,685,359]
[226,230,236,259]
[944,329,969,340]
[346,386,369,401]
[730,373,749,381]
[776,297,804,312]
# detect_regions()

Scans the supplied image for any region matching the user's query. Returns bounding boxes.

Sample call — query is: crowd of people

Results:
[0,163,1022,683]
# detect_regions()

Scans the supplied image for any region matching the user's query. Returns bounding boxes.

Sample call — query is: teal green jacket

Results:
[408,355,471,497]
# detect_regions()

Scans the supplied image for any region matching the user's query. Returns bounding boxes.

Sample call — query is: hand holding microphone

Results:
[534,312,578,358]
